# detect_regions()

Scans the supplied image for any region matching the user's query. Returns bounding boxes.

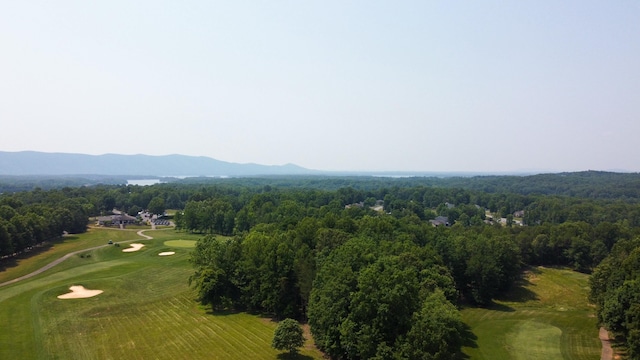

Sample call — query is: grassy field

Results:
[0,228,143,284]
[0,228,323,360]
[460,266,601,359]
[0,227,602,359]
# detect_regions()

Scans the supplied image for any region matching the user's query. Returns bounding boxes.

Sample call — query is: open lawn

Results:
[461,266,601,359]
[0,228,144,284]
[0,229,323,360]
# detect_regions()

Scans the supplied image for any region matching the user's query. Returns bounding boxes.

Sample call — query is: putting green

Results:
[506,320,562,360]
[163,240,197,248]
[461,267,599,359]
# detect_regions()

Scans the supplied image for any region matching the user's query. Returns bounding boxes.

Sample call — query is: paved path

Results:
[600,327,613,360]
[0,229,153,288]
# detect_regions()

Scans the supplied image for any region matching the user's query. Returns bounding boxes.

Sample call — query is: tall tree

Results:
[272,318,305,355]
[189,235,242,309]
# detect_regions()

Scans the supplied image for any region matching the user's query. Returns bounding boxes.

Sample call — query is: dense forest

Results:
[1,172,640,358]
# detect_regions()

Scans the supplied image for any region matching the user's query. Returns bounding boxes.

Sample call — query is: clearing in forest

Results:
[461,266,601,359]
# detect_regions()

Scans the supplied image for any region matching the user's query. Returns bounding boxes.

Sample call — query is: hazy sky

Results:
[1,1,639,173]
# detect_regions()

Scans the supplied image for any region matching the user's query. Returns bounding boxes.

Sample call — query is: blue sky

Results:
[1,1,639,172]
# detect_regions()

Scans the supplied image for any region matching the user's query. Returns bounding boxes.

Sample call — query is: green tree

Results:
[308,237,378,358]
[0,220,13,256]
[272,318,304,354]
[188,235,242,309]
[309,237,462,359]
[238,230,301,318]
[506,214,514,227]
[399,290,465,360]
[147,196,166,215]
[590,238,640,355]
[340,255,421,359]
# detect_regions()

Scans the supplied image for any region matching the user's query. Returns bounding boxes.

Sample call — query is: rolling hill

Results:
[0,151,315,176]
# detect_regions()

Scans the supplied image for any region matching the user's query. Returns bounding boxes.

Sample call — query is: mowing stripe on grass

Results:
[461,267,601,359]
[506,320,562,360]
[0,260,128,302]
[1,229,325,359]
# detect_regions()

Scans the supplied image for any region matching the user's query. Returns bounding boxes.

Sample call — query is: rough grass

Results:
[461,266,601,359]
[0,229,323,360]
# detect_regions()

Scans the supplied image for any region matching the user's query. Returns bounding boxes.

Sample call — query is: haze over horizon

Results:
[1,1,639,173]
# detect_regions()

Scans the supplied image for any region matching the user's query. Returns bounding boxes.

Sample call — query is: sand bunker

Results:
[158,251,175,256]
[122,243,145,252]
[57,285,103,299]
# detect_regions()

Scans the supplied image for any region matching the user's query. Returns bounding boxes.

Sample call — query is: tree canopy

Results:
[4,172,640,357]
[272,318,305,354]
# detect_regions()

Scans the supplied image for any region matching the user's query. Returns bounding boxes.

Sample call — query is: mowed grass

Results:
[164,239,197,248]
[0,228,144,284]
[461,266,601,359]
[0,229,324,360]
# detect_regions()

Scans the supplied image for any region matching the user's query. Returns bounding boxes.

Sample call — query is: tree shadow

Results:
[459,299,516,312]
[0,257,18,272]
[485,301,516,312]
[204,308,244,316]
[461,322,477,348]
[204,307,279,322]
[494,267,540,303]
[610,333,628,358]
[276,353,313,360]
[276,353,314,360]
[455,322,478,359]
[0,240,57,273]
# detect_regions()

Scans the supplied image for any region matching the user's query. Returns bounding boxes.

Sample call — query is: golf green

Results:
[164,240,197,248]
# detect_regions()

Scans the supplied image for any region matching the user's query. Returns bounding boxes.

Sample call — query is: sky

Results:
[1,1,639,173]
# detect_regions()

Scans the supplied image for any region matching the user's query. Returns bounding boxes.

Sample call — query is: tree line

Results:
[180,182,640,358]
[590,237,640,358]
[0,195,87,257]
[3,174,640,357]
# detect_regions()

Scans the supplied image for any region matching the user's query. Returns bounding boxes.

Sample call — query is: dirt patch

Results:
[300,323,324,354]
[600,327,614,360]
[524,270,539,282]
[57,285,103,299]
[158,251,175,256]
[122,243,145,252]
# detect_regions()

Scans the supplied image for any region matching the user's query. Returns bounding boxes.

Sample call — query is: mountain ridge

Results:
[0,151,315,176]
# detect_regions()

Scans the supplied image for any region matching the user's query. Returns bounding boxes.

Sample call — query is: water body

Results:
[127,179,161,186]
[127,175,230,186]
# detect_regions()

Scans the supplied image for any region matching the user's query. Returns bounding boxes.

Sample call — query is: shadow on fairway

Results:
[0,257,18,272]
[494,267,539,303]
[0,240,58,272]
[205,308,243,316]
[486,301,516,312]
[276,353,314,360]
[455,323,478,359]
[204,308,274,319]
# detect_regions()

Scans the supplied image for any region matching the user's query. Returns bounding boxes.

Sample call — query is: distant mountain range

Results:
[0,151,316,176]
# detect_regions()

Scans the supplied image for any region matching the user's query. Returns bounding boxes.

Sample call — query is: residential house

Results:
[430,216,450,227]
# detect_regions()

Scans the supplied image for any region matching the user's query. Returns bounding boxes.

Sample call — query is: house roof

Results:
[430,216,450,226]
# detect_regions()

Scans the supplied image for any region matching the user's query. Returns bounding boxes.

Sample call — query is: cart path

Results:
[0,229,153,288]
[600,327,613,360]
